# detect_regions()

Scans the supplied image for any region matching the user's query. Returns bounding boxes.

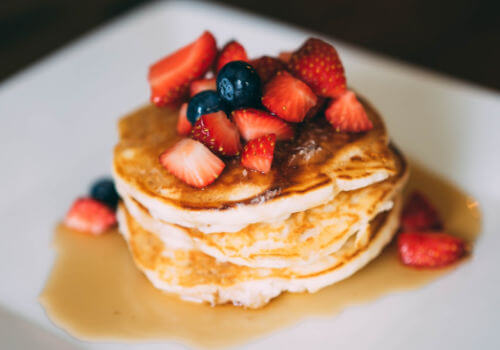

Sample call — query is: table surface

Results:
[1,0,499,92]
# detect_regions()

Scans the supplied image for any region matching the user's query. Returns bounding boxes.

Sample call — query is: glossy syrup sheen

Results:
[39,163,481,349]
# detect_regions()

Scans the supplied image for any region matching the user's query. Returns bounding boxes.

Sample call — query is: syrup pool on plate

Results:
[39,162,480,349]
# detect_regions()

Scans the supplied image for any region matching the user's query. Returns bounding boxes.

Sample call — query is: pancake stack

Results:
[113,95,409,308]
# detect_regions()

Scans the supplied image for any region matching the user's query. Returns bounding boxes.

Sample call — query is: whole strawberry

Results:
[288,38,346,98]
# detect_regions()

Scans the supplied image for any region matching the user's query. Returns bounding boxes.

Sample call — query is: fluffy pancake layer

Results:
[113,96,397,233]
[117,196,402,308]
[120,148,407,268]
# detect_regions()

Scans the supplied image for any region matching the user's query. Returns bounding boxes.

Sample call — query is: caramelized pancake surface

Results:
[123,146,408,268]
[113,97,397,232]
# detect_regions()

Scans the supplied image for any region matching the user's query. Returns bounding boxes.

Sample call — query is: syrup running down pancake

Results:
[114,96,397,233]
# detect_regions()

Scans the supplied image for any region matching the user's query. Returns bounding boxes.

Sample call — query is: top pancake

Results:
[113,95,397,233]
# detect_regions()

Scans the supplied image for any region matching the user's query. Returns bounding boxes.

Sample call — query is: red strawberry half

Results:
[148,31,217,107]
[232,108,294,141]
[190,78,216,97]
[402,191,443,232]
[288,37,346,98]
[325,91,373,132]
[177,103,192,136]
[216,40,249,72]
[159,138,225,188]
[398,232,466,268]
[64,198,117,235]
[241,134,276,173]
[191,111,242,156]
[262,71,318,123]
[250,56,287,83]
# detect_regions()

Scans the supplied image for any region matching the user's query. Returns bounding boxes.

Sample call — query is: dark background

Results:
[2,0,499,90]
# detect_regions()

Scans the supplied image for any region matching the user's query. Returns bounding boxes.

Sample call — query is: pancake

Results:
[121,146,408,268]
[113,95,397,233]
[117,196,403,308]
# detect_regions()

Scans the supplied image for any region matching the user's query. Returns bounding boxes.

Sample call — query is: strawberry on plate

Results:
[401,191,443,232]
[398,232,466,268]
[261,71,318,123]
[191,111,242,156]
[190,78,216,96]
[64,198,117,235]
[215,40,249,72]
[232,108,294,141]
[325,91,373,132]
[288,37,346,98]
[241,134,276,173]
[159,138,225,188]
[148,31,217,107]
[177,103,192,136]
[250,56,287,83]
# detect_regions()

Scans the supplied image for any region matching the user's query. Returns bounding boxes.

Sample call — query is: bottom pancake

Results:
[117,196,403,308]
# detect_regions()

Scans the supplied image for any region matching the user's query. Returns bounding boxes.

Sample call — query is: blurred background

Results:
[1,0,499,90]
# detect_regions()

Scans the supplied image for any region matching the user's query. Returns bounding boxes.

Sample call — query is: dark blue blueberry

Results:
[90,178,119,209]
[216,61,261,110]
[187,90,224,125]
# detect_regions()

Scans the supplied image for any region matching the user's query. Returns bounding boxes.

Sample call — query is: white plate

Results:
[1,1,499,349]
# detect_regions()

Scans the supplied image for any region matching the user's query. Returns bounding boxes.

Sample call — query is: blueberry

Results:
[187,90,224,125]
[90,178,119,209]
[216,61,261,110]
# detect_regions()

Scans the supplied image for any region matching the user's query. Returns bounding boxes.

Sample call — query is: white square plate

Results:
[1,1,499,349]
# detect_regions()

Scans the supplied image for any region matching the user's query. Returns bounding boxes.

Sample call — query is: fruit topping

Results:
[232,108,294,141]
[148,31,217,107]
[190,78,216,97]
[216,40,249,72]
[159,138,225,188]
[398,232,466,268]
[402,192,443,232]
[288,38,346,98]
[261,71,318,123]
[177,103,192,136]
[90,178,120,210]
[325,91,373,132]
[250,56,287,83]
[64,198,117,235]
[191,111,242,156]
[278,51,292,63]
[241,134,276,173]
[187,90,224,125]
[304,97,326,120]
[216,61,261,110]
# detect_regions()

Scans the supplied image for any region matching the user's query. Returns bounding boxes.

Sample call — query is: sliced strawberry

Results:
[190,78,216,97]
[148,31,217,107]
[325,91,373,132]
[159,138,225,188]
[176,103,192,136]
[304,97,326,120]
[402,192,443,232]
[215,40,249,72]
[232,108,294,141]
[191,111,242,156]
[288,38,346,98]
[398,232,466,268]
[64,198,117,235]
[261,71,318,123]
[250,56,287,83]
[278,51,292,63]
[241,134,276,173]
